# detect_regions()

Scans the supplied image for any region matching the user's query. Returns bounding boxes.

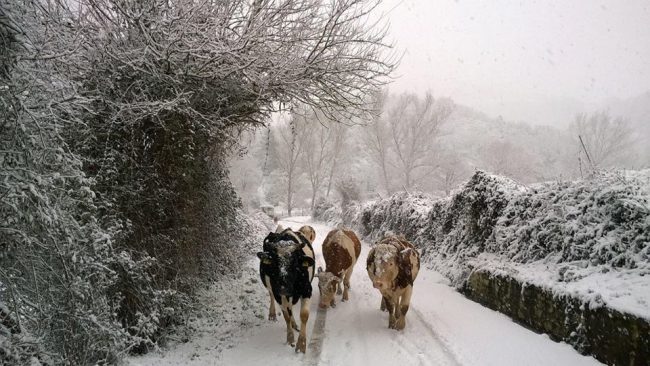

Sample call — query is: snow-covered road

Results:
[129,217,602,366]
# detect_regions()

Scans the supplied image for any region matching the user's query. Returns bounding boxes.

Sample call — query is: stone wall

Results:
[463,270,650,366]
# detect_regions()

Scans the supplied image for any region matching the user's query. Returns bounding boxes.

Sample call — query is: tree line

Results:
[232,91,644,213]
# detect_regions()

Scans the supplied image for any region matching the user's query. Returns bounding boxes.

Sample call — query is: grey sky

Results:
[378,0,650,126]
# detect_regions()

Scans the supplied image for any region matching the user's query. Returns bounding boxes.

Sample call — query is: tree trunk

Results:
[287,168,293,217]
[381,160,391,194]
[326,156,338,197]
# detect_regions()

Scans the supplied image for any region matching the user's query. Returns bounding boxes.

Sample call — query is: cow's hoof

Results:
[295,335,307,353]
[268,314,277,321]
[336,289,342,295]
[395,316,405,330]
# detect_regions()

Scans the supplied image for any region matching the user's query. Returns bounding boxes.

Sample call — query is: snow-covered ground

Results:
[128,217,602,366]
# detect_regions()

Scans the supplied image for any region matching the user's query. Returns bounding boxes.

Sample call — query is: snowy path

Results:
[129,217,602,366]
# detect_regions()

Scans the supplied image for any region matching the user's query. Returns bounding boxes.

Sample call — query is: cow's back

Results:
[322,229,358,275]
[342,229,361,259]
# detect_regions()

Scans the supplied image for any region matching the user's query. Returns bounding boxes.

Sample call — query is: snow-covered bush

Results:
[2,0,394,363]
[313,198,343,225]
[489,171,650,270]
[248,211,277,232]
[1,4,160,363]
[313,197,367,229]
[418,171,524,282]
[359,192,434,244]
[346,170,650,286]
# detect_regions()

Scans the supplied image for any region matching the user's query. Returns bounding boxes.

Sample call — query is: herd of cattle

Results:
[257,224,421,353]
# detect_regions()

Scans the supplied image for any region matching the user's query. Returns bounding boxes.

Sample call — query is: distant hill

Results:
[438,104,576,184]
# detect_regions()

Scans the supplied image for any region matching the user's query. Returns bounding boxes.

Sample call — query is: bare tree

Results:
[272,114,309,216]
[434,148,470,196]
[362,90,394,194]
[228,131,266,210]
[386,93,454,190]
[324,122,348,198]
[571,111,636,169]
[300,113,342,212]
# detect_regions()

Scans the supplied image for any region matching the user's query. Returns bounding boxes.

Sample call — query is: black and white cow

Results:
[258,226,315,353]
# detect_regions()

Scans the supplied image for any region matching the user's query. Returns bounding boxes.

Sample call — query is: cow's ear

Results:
[257,252,272,265]
[302,256,315,268]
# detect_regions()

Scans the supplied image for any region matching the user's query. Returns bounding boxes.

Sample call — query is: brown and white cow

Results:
[316,229,361,308]
[298,225,316,244]
[366,235,420,330]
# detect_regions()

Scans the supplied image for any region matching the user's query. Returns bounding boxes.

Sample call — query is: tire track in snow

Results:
[382,306,460,366]
[410,307,462,366]
[304,306,327,366]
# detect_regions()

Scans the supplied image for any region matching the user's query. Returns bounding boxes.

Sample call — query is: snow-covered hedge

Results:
[313,198,366,228]
[317,170,650,318]
[358,192,434,245]
[490,172,649,269]
[312,198,343,225]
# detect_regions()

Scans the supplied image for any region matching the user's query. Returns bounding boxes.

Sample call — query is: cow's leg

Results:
[268,291,277,321]
[383,296,396,329]
[336,278,343,295]
[395,286,412,330]
[380,296,387,311]
[280,297,295,346]
[342,267,352,301]
[264,276,277,321]
[295,297,310,353]
[288,307,299,330]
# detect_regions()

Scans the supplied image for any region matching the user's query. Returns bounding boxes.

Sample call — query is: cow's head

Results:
[367,244,399,290]
[298,225,316,243]
[368,243,415,291]
[316,267,341,308]
[258,238,315,296]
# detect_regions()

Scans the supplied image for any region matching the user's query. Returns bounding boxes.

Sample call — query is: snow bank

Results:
[128,260,269,366]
